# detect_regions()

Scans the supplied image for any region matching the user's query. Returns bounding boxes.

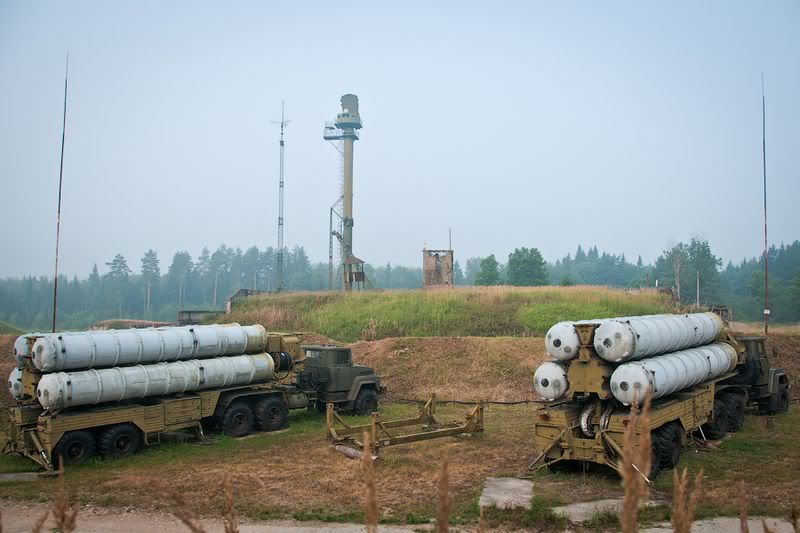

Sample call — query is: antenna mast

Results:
[272,102,289,292]
[52,53,69,333]
[761,74,769,335]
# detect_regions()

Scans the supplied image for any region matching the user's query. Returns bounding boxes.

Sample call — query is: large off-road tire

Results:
[254,396,288,432]
[702,398,729,440]
[354,388,378,416]
[723,393,746,432]
[98,424,141,459]
[648,437,662,480]
[53,430,96,466]
[776,383,790,414]
[221,402,255,437]
[655,422,682,469]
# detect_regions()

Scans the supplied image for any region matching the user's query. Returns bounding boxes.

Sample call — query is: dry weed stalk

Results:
[222,473,239,533]
[739,480,749,533]
[52,467,77,533]
[761,519,775,533]
[477,506,485,533]
[436,449,450,533]
[30,508,49,533]
[362,432,378,533]
[619,394,652,533]
[671,467,702,533]
[791,506,798,533]
[114,476,207,533]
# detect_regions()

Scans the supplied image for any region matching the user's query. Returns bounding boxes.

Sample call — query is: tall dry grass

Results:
[619,394,652,533]
[115,476,207,533]
[671,467,702,533]
[362,432,378,533]
[436,449,450,533]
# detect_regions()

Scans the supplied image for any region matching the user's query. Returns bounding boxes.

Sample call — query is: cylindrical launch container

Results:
[8,367,23,400]
[30,324,268,373]
[533,361,569,401]
[545,322,581,361]
[594,312,724,363]
[36,352,276,410]
[609,342,738,405]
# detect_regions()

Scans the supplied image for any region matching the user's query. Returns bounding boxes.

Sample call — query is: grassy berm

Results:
[227,285,677,342]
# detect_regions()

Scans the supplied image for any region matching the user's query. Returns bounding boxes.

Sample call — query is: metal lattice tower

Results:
[272,102,289,292]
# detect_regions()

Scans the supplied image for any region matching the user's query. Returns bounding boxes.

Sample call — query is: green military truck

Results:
[295,345,386,415]
[3,333,383,470]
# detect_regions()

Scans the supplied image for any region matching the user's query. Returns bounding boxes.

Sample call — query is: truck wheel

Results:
[254,396,288,431]
[702,398,729,440]
[354,389,378,416]
[221,402,254,437]
[776,384,789,414]
[648,438,662,480]
[655,422,682,469]
[723,393,746,432]
[98,424,141,459]
[53,430,96,465]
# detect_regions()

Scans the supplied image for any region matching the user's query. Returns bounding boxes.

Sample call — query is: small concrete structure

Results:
[478,477,534,509]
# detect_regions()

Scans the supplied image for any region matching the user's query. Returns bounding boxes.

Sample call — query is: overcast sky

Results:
[1,1,798,278]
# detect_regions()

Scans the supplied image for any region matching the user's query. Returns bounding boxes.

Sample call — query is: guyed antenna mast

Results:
[52,53,69,332]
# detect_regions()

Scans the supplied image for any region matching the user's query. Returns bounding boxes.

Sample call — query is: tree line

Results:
[0,240,798,330]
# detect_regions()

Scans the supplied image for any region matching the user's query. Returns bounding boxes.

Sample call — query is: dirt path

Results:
[0,501,423,533]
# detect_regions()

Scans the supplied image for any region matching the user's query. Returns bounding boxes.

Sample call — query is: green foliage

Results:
[228,287,675,342]
[474,255,501,286]
[2,238,799,330]
[506,247,548,286]
[481,495,568,531]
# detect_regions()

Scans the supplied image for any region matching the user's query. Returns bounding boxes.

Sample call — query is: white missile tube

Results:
[30,323,268,373]
[8,368,23,400]
[36,353,276,410]
[533,361,569,401]
[609,342,738,405]
[594,312,724,363]
[545,322,581,361]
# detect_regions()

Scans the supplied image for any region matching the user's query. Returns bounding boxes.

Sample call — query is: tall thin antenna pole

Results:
[272,102,289,293]
[761,74,769,336]
[51,53,69,333]
[448,227,452,251]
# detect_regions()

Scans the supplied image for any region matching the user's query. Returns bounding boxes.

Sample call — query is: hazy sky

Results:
[1,1,798,278]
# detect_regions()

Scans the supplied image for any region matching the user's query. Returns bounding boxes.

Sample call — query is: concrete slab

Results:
[552,498,625,523]
[0,472,40,483]
[642,516,794,533]
[478,477,534,509]
[553,498,662,524]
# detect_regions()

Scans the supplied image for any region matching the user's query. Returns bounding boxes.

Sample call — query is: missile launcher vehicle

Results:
[3,324,383,470]
[530,312,789,479]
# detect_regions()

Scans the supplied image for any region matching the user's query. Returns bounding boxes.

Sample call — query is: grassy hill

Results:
[227,285,677,342]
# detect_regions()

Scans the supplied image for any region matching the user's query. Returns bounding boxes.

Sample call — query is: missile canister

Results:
[36,352,275,410]
[609,342,738,405]
[533,361,569,401]
[8,368,23,400]
[30,323,268,373]
[593,312,724,363]
[545,322,581,361]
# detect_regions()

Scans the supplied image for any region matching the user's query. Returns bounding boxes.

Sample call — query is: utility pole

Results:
[51,53,69,333]
[272,102,289,293]
[761,74,769,335]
